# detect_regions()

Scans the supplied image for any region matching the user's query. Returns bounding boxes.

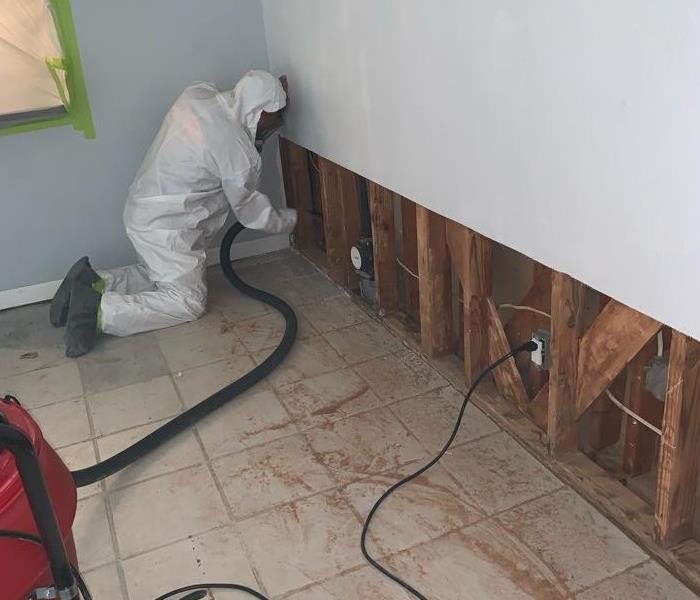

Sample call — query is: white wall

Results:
[0,0,284,294]
[262,0,700,340]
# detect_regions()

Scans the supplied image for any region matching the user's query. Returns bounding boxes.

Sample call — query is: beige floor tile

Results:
[391,385,500,453]
[299,295,370,333]
[285,566,415,599]
[97,419,204,491]
[122,525,259,600]
[30,396,90,448]
[212,434,336,519]
[234,310,315,354]
[83,563,125,600]
[0,302,68,378]
[195,388,297,459]
[111,465,228,557]
[0,362,82,409]
[239,492,364,596]
[173,355,259,408]
[324,320,403,364]
[276,367,384,429]
[209,281,272,322]
[354,350,447,402]
[73,495,115,571]
[306,407,426,484]
[254,336,346,388]
[77,333,169,395]
[87,376,181,436]
[57,441,102,499]
[341,463,482,556]
[575,560,698,600]
[268,273,343,307]
[157,315,248,373]
[235,253,318,286]
[386,521,566,600]
[442,431,562,515]
[497,488,648,592]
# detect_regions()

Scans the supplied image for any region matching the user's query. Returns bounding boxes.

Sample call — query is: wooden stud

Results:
[576,301,661,418]
[548,271,585,456]
[416,206,452,356]
[318,157,361,289]
[400,197,420,318]
[279,138,316,255]
[368,182,398,311]
[446,221,492,384]
[655,332,700,548]
[486,297,530,409]
[622,337,665,476]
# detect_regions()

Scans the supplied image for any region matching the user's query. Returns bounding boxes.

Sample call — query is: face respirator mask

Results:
[255,115,285,153]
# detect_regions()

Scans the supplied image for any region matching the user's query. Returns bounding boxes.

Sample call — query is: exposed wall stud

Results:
[655,332,700,548]
[318,157,361,288]
[446,221,492,384]
[368,182,399,311]
[279,138,316,255]
[548,271,585,456]
[416,206,452,356]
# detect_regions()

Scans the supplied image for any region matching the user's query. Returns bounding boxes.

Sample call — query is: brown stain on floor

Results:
[310,385,371,417]
[463,528,565,600]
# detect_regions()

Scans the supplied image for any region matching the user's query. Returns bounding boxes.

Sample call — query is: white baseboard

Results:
[0,234,290,312]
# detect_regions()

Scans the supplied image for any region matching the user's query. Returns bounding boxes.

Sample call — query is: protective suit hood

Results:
[222,70,287,142]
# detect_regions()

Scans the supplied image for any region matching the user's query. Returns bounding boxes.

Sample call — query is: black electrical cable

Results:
[4,219,537,600]
[3,341,536,600]
[71,222,298,487]
[360,339,538,599]
[152,583,269,600]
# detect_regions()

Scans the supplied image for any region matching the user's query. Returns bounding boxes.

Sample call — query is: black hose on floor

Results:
[71,222,298,488]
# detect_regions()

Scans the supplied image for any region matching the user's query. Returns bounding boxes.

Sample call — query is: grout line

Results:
[79,392,134,599]
[170,370,273,599]
[569,558,656,597]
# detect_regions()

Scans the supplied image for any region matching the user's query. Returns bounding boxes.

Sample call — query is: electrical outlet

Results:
[531,328,551,370]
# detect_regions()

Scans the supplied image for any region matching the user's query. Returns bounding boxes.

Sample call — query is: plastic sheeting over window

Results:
[0,0,69,121]
[0,0,93,138]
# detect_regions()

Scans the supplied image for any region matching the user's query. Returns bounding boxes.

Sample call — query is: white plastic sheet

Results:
[0,0,68,118]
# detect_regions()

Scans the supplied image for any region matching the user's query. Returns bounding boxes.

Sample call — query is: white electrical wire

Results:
[395,257,420,280]
[396,253,659,435]
[497,304,551,319]
[605,389,662,437]
[394,258,553,318]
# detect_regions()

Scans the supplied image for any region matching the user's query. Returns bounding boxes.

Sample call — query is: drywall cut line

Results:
[0,233,290,311]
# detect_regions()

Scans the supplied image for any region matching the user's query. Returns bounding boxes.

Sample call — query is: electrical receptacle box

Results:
[531,328,551,370]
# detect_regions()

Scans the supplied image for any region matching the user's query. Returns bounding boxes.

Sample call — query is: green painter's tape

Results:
[45,57,70,107]
[0,0,94,138]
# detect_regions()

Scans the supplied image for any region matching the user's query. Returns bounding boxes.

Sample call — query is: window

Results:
[0,0,94,138]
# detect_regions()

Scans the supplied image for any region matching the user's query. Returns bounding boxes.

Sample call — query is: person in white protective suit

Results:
[49,70,297,357]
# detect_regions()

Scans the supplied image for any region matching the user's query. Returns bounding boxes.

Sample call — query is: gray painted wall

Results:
[0,0,282,292]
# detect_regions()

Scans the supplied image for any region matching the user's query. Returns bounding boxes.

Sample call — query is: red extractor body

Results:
[0,395,78,600]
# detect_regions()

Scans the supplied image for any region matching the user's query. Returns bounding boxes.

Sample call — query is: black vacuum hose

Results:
[72,222,298,488]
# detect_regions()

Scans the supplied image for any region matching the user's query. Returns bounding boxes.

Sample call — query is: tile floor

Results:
[0,249,697,600]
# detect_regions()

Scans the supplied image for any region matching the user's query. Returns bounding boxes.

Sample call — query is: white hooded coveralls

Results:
[98,71,296,337]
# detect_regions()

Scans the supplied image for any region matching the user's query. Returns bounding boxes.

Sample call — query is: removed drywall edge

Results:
[0,233,290,311]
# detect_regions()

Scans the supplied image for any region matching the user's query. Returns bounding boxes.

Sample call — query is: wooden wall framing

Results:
[279,139,700,593]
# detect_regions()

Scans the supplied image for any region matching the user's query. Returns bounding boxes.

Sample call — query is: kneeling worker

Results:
[50,70,297,357]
